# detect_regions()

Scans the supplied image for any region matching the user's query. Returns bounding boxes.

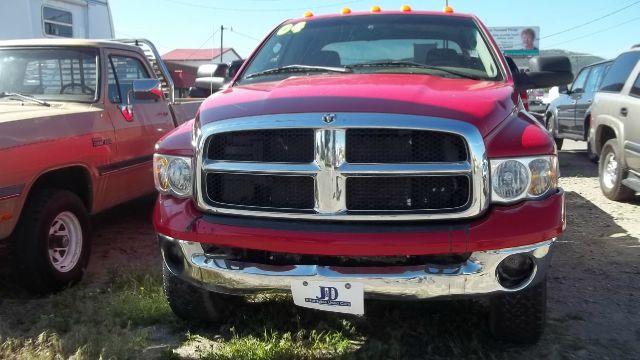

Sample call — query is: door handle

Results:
[620,107,628,117]
[587,99,592,104]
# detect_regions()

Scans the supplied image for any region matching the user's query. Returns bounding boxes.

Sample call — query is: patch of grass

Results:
[0,332,86,360]
[204,329,352,360]
[0,268,174,359]
[108,271,173,327]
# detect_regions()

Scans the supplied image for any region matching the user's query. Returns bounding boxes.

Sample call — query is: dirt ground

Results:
[1,140,639,359]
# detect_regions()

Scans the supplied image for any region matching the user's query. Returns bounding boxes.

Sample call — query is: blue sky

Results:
[110,0,640,59]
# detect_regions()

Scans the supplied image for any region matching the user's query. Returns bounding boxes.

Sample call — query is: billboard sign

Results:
[488,27,540,57]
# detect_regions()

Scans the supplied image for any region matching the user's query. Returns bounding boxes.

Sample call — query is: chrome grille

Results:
[195,113,489,221]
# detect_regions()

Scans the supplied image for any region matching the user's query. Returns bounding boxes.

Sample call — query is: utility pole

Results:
[220,25,231,64]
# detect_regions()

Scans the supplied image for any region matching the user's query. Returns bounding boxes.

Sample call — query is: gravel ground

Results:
[1,140,639,359]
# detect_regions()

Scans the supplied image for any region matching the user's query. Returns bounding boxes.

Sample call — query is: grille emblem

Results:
[322,113,337,124]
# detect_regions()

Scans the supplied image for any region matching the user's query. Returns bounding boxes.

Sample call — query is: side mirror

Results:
[516,56,574,90]
[132,79,163,101]
[194,77,226,94]
[197,63,228,78]
[558,85,569,94]
[227,59,245,79]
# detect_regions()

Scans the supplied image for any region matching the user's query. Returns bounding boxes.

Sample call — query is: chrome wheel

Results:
[47,211,83,273]
[602,152,618,190]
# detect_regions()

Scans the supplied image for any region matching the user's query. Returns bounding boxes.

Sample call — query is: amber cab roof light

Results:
[401,5,412,12]
[370,5,381,12]
[303,11,313,17]
[341,7,351,15]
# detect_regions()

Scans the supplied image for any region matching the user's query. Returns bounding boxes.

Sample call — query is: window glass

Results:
[0,48,98,102]
[107,56,150,104]
[600,51,640,93]
[240,14,502,84]
[630,74,640,97]
[570,68,590,93]
[585,64,607,94]
[43,7,73,37]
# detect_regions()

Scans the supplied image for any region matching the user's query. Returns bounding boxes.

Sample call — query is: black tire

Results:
[599,139,634,201]
[545,114,563,150]
[586,141,598,163]
[163,264,242,323]
[489,279,547,344]
[11,188,91,293]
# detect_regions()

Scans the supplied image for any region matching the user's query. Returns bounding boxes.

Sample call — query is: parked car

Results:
[544,59,612,155]
[588,48,640,200]
[0,38,222,293]
[153,8,572,344]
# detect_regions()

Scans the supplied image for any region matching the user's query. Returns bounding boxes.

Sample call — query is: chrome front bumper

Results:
[160,235,555,300]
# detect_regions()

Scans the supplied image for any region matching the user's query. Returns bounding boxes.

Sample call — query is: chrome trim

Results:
[194,113,489,221]
[0,184,25,201]
[162,235,555,299]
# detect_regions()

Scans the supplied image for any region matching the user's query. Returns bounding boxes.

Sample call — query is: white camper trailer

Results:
[0,0,114,40]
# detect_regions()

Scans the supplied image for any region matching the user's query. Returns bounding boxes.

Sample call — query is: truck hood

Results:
[0,101,100,123]
[198,74,517,137]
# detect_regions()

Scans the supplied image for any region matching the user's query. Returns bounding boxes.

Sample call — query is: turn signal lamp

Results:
[303,11,313,17]
[401,5,412,12]
[341,7,351,15]
[444,5,454,13]
[371,5,381,12]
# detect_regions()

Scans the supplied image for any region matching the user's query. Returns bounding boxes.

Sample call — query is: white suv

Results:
[589,48,640,201]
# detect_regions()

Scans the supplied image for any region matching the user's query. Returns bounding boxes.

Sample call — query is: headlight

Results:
[153,154,193,198]
[491,156,558,204]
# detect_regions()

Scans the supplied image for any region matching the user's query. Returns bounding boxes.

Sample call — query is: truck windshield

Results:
[240,14,502,84]
[0,48,99,103]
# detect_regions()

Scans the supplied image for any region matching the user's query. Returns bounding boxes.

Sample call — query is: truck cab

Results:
[153,8,572,343]
[0,38,204,293]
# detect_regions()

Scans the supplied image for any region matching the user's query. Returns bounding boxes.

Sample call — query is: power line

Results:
[158,0,364,12]
[230,29,261,42]
[542,1,640,39]
[546,16,640,48]
[185,29,219,59]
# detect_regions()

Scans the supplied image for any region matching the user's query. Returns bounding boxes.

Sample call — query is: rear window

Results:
[600,51,640,93]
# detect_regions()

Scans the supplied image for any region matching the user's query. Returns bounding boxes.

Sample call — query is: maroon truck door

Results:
[102,50,174,204]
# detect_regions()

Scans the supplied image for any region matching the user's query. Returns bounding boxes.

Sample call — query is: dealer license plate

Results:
[291,280,364,315]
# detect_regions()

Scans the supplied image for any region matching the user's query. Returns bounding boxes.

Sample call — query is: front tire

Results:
[599,139,634,201]
[11,189,91,293]
[163,264,242,323]
[489,279,547,344]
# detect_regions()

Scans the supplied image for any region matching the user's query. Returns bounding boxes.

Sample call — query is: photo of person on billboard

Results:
[521,28,538,50]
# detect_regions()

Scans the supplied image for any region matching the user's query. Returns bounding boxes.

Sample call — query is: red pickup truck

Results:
[153,8,571,343]
[0,39,210,293]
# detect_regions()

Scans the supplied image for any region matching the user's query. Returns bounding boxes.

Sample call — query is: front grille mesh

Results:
[346,129,467,163]
[208,129,314,162]
[206,173,315,210]
[346,176,470,211]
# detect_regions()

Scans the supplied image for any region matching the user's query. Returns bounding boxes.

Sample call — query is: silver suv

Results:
[589,48,640,201]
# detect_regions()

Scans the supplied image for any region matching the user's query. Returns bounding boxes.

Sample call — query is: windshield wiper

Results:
[245,64,351,79]
[0,92,51,107]
[346,61,482,80]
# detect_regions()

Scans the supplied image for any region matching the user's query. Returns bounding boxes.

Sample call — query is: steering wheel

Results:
[60,83,94,95]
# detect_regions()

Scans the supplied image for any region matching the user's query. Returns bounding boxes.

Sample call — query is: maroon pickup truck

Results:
[153,8,571,343]
[0,39,208,293]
